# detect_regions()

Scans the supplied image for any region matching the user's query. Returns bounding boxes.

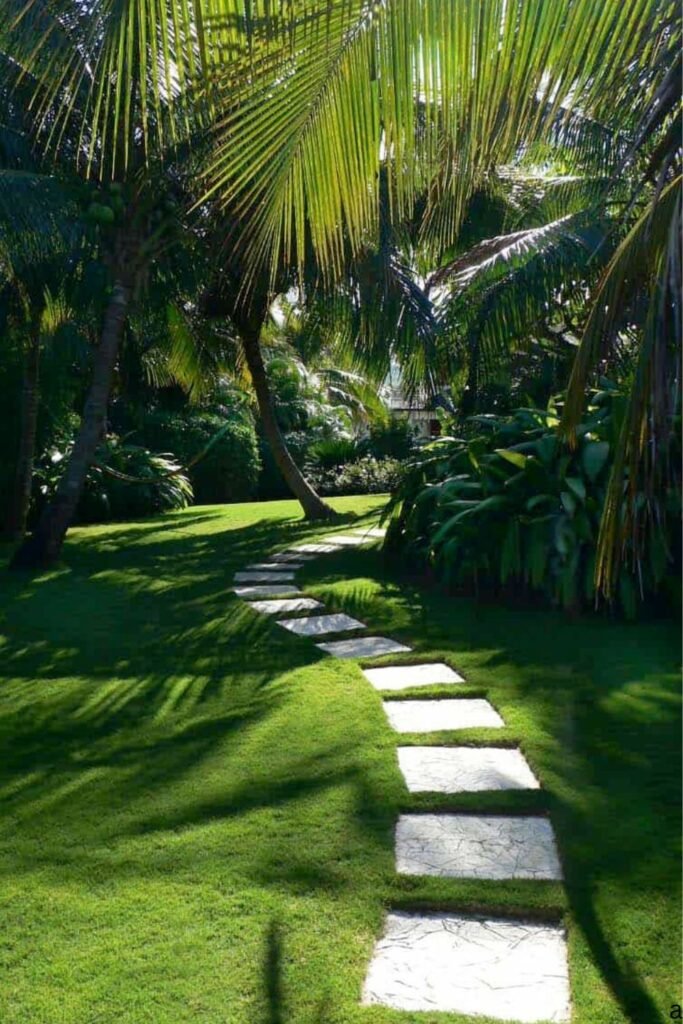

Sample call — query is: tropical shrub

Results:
[138,409,261,504]
[33,435,193,523]
[360,416,416,460]
[385,387,680,617]
[309,455,403,496]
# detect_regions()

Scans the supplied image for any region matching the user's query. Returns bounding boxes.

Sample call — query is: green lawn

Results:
[0,497,680,1024]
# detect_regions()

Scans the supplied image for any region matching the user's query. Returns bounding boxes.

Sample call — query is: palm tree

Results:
[3,0,678,571]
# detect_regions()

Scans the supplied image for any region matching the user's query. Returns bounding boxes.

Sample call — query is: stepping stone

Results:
[247,597,324,615]
[397,746,540,792]
[245,561,306,571]
[324,534,369,546]
[268,551,317,563]
[290,542,340,554]
[383,698,503,732]
[358,527,385,538]
[234,571,296,582]
[316,636,411,659]
[234,584,301,598]
[362,910,570,1022]
[363,662,464,691]
[395,814,563,880]
[277,613,367,637]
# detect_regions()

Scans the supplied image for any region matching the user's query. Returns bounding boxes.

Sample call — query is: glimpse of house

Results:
[384,361,443,438]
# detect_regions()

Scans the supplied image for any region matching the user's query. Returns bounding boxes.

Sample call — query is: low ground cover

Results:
[0,497,679,1024]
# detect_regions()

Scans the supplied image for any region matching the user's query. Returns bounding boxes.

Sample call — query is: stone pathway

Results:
[232,526,570,1022]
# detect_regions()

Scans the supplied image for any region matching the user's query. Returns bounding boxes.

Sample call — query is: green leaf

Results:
[495,448,528,469]
[565,476,586,502]
[581,441,610,481]
[560,490,576,515]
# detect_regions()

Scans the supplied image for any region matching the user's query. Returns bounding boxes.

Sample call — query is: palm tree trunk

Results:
[240,323,334,520]
[10,281,130,569]
[4,320,41,541]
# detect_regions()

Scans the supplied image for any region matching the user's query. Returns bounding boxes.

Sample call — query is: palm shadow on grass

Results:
[304,545,681,1024]
[1,506,679,1023]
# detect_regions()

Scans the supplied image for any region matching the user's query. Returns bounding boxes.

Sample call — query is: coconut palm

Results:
[2,0,678,572]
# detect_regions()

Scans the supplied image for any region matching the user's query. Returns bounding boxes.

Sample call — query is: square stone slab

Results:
[383,698,503,732]
[277,613,367,637]
[324,534,368,546]
[290,542,340,554]
[268,551,317,563]
[397,746,540,792]
[234,571,296,582]
[362,662,464,691]
[245,561,306,571]
[395,814,563,880]
[362,911,570,1022]
[233,584,301,598]
[358,527,386,538]
[248,597,324,615]
[316,636,412,659]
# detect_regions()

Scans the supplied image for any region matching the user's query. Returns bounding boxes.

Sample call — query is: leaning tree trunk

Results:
[240,323,334,520]
[10,281,131,569]
[4,320,41,541]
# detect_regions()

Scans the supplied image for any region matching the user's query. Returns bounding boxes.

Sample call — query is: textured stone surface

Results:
[362,662,464,691]
[268,551,316,562]
[324,534,369,546]
[233,584,301,598]
[290,542,340,554]
[277,613,366,636]
[247,597,324,615]
[234,571,296,582]
[395,814,563,880]
[383,698,503,732]
[362,911,570,1022]
[245,561,306,571]
[397,746,541,792]
[358,527,386,538]
[316,636,411,659]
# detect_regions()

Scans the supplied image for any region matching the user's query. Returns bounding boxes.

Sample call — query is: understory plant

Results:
[34,435,193,523]
[307,455,403,496]
[385,386,680,617]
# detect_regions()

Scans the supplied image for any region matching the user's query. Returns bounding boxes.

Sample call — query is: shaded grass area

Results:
[0,497,680,1024]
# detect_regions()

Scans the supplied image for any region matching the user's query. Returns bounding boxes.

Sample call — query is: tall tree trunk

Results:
[4,320,41,541]
[240,323,334,521]
[10,281,130,569]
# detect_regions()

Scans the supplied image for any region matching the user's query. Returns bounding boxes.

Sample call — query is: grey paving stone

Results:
[247,597,324,615]
[268,551,317,563]
[362,911,570,1021]
[290,542,340,554]
[383,698,503,732]
[324,534,370,546]
[316,636,411,659]
[362,662,464,691]
[245,561,306,571]
[234,571,296,582]
[233,584,301,598]
[277,613,367,637]
[395,814,563,880]
[397,746,541,792]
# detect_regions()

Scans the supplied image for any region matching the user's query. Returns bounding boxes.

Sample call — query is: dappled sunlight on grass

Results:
[1,497,679,1024]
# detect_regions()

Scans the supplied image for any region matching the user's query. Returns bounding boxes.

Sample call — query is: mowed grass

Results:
[0,496,680,1024]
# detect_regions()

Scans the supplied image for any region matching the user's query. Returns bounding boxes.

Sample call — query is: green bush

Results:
[385,389,680,617]
[309,455,403,496]
[138,409,261,504]
[361,416,416,460]
[33,435,193,523]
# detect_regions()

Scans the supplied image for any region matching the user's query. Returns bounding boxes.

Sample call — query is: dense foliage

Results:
[386,388,681,617]
[136,408,261,505]
[34,435,193,523]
